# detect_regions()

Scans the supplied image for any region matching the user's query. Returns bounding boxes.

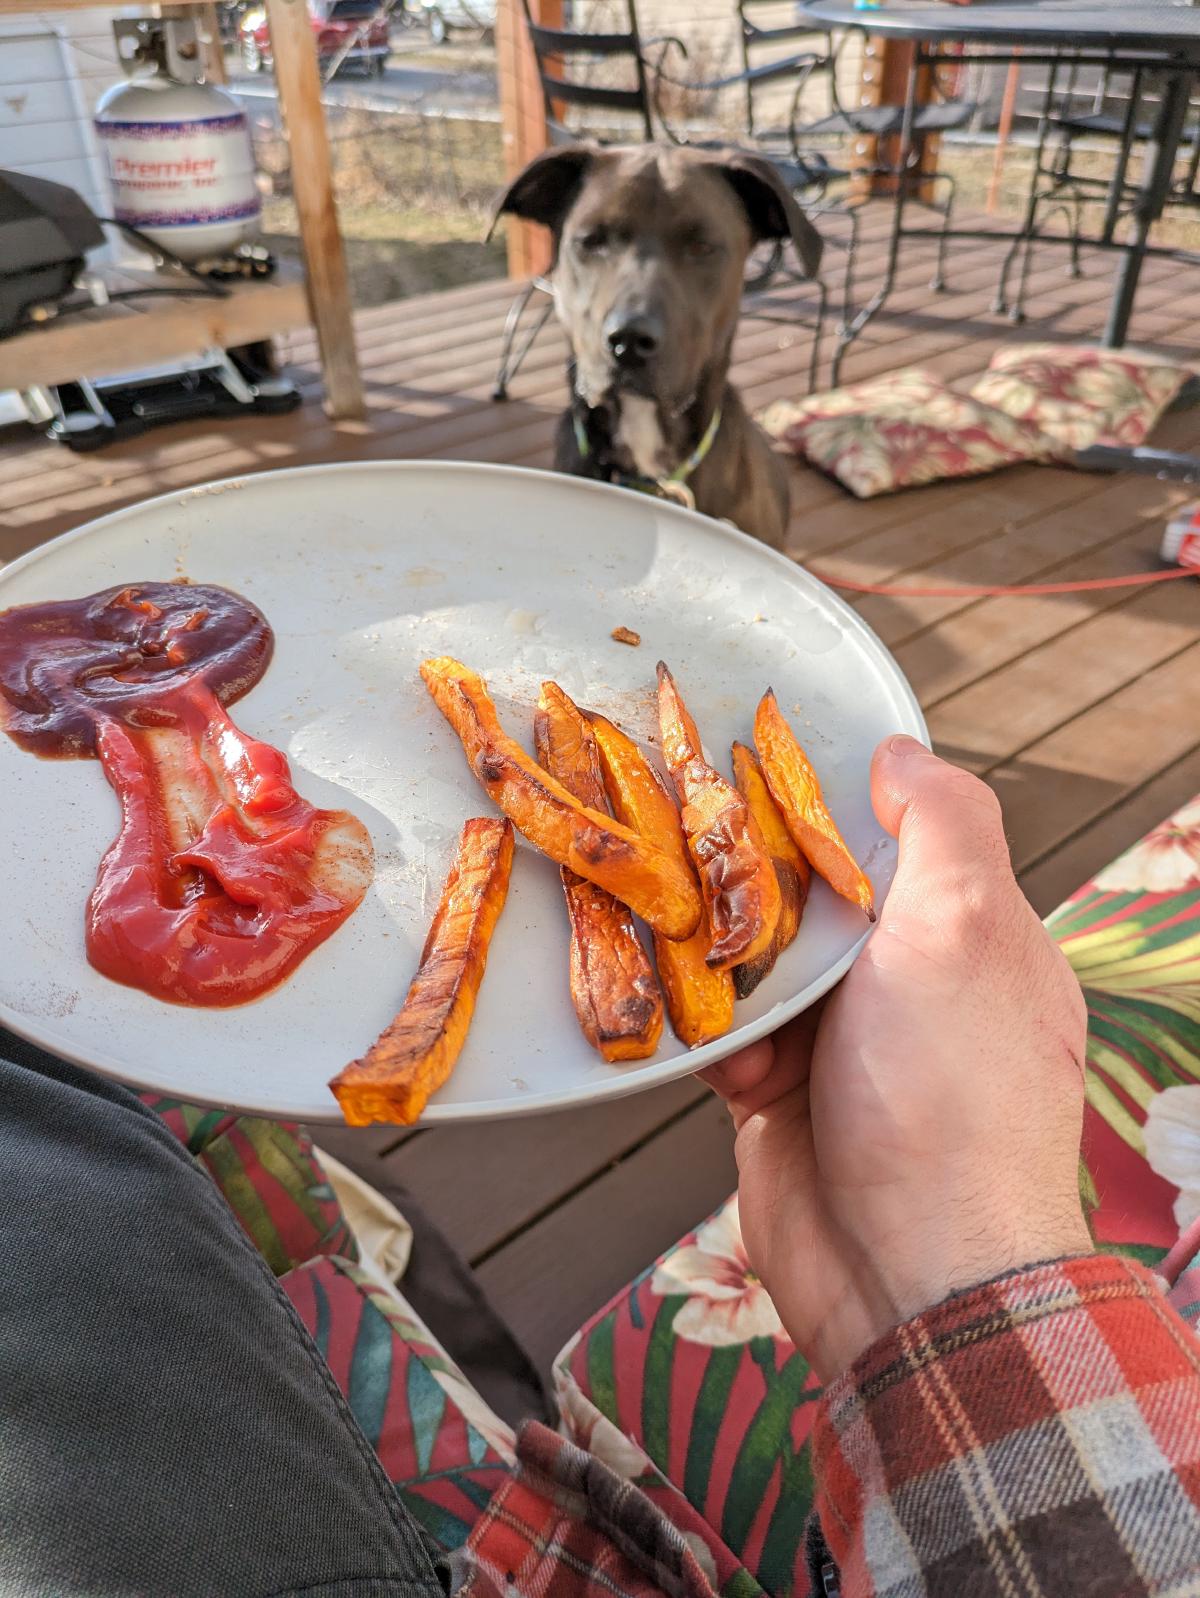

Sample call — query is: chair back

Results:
[736,0,829,139]
[522,0,655,143]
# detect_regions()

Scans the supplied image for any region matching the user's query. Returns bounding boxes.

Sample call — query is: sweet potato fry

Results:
[535,681,610,814]
[589,711,687,857]
[656,662,781,971]
[535,684,663,1062]
[590,709,734,1048]
[421,657,701,942]
[730,741,811,998]
[754,690,875,919]
[330,817,513,1126]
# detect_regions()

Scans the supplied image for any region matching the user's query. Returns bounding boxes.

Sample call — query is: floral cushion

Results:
[970,343,1189,451]
[142,1095,355,1273]
[284,1255,516,1550]
[557,793,1200,1596]
[556,1197,820,1596]
[759,367,1055,499]
[1048,793,1200,1260]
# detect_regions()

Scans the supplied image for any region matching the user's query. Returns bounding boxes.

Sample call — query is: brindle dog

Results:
[493,143,822,546]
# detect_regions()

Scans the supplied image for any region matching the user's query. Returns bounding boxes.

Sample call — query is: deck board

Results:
[4,200,1199,1373]
[474,1096,740,1377]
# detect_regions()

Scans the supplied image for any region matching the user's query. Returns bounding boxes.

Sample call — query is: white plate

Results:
[0,462,925,1122]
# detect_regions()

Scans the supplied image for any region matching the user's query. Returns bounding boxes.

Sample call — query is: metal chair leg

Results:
[1010,221,1038,323]
[840,204,861,334]
[493,281,552,402]
[993,228,1024,315]
[925,171,958,293]
[994,66,1060,317]
[1069,192,1085,278]
[1011,199,1073,321]
[830,326,849,389]
[807,275,828,395]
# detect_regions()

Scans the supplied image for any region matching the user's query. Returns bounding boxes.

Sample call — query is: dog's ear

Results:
[488,146,594,241]
[707,149,822,279]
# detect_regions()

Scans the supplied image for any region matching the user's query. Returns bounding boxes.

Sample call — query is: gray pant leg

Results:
[0,1032,447,1598]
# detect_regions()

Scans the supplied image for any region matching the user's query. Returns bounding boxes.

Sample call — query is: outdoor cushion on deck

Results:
[970,343,1189,452]
[760,368,1056,498]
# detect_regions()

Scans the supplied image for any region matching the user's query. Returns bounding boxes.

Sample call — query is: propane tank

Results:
[95,66,261,262]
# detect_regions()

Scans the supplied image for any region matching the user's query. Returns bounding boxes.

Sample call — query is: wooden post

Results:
[197,3,226,82]
[495,0,560,278]
[987,55,1021,214]
[265,0,364,418]
[853,35,938,201]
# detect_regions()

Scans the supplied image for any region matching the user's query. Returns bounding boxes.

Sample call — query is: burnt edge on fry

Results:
[732,857,808,999]
[656,662,781,971]
[330,816,514,1126]
[730,740,810,998]
[587,706,735,1050]
[536,683,663,1063]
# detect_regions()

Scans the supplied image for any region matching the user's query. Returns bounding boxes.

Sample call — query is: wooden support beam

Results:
[264,0,364,418]
[853,34,939,201]
[988,55,1022,213]
[495,0,561,279]
[1,273,309,392]
[196,2,226,83]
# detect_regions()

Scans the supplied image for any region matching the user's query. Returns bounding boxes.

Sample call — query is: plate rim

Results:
[0,459,928,1123]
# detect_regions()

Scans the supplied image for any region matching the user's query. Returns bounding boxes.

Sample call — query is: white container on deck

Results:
[1162,503,1200,571]
[94,75,260,261]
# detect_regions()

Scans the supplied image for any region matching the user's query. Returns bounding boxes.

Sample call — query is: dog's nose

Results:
[604,312,662,368]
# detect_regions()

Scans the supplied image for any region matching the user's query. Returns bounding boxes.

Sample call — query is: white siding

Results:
[0,10,120,228]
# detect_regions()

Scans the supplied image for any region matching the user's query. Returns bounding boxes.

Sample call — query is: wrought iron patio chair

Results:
[995,51,1200,323]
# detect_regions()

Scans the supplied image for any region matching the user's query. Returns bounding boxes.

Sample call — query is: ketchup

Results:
[0,583,373,1006]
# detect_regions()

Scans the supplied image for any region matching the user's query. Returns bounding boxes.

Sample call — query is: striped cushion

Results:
[141,1097,355,1274]
[283,1255,515,1549]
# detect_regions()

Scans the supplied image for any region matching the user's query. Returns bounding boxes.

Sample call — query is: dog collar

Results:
[573,405,722,511]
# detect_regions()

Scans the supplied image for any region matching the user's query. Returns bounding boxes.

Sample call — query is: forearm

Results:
[811,1254,1200,1597]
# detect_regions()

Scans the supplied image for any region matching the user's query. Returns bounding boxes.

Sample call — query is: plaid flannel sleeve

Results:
[811,1254,1200,1598]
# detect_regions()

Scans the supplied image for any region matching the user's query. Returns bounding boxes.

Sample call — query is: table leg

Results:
[265,0,365,419]
[1104,63,1193,348]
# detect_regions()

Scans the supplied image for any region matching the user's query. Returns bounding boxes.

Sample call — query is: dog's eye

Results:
[577,227,610,254]
[683,233,718,260]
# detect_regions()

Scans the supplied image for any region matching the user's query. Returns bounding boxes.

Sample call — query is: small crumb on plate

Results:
[611,625,641,647]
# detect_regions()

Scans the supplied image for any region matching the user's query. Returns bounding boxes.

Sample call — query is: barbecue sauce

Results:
[0,582,373,1006]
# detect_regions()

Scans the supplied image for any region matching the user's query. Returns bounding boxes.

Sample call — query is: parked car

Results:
[239,0,392,76]
[418,0,493,45]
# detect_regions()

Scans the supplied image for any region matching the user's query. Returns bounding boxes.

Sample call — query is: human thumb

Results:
[870,735,1012,897]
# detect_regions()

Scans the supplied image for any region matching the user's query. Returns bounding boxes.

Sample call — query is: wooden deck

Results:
[4,205,1200,1374]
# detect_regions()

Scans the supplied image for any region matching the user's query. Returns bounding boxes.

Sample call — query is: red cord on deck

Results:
[807,565,1199,600]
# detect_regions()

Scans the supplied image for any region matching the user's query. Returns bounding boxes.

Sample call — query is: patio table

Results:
[800,0,1200,363]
